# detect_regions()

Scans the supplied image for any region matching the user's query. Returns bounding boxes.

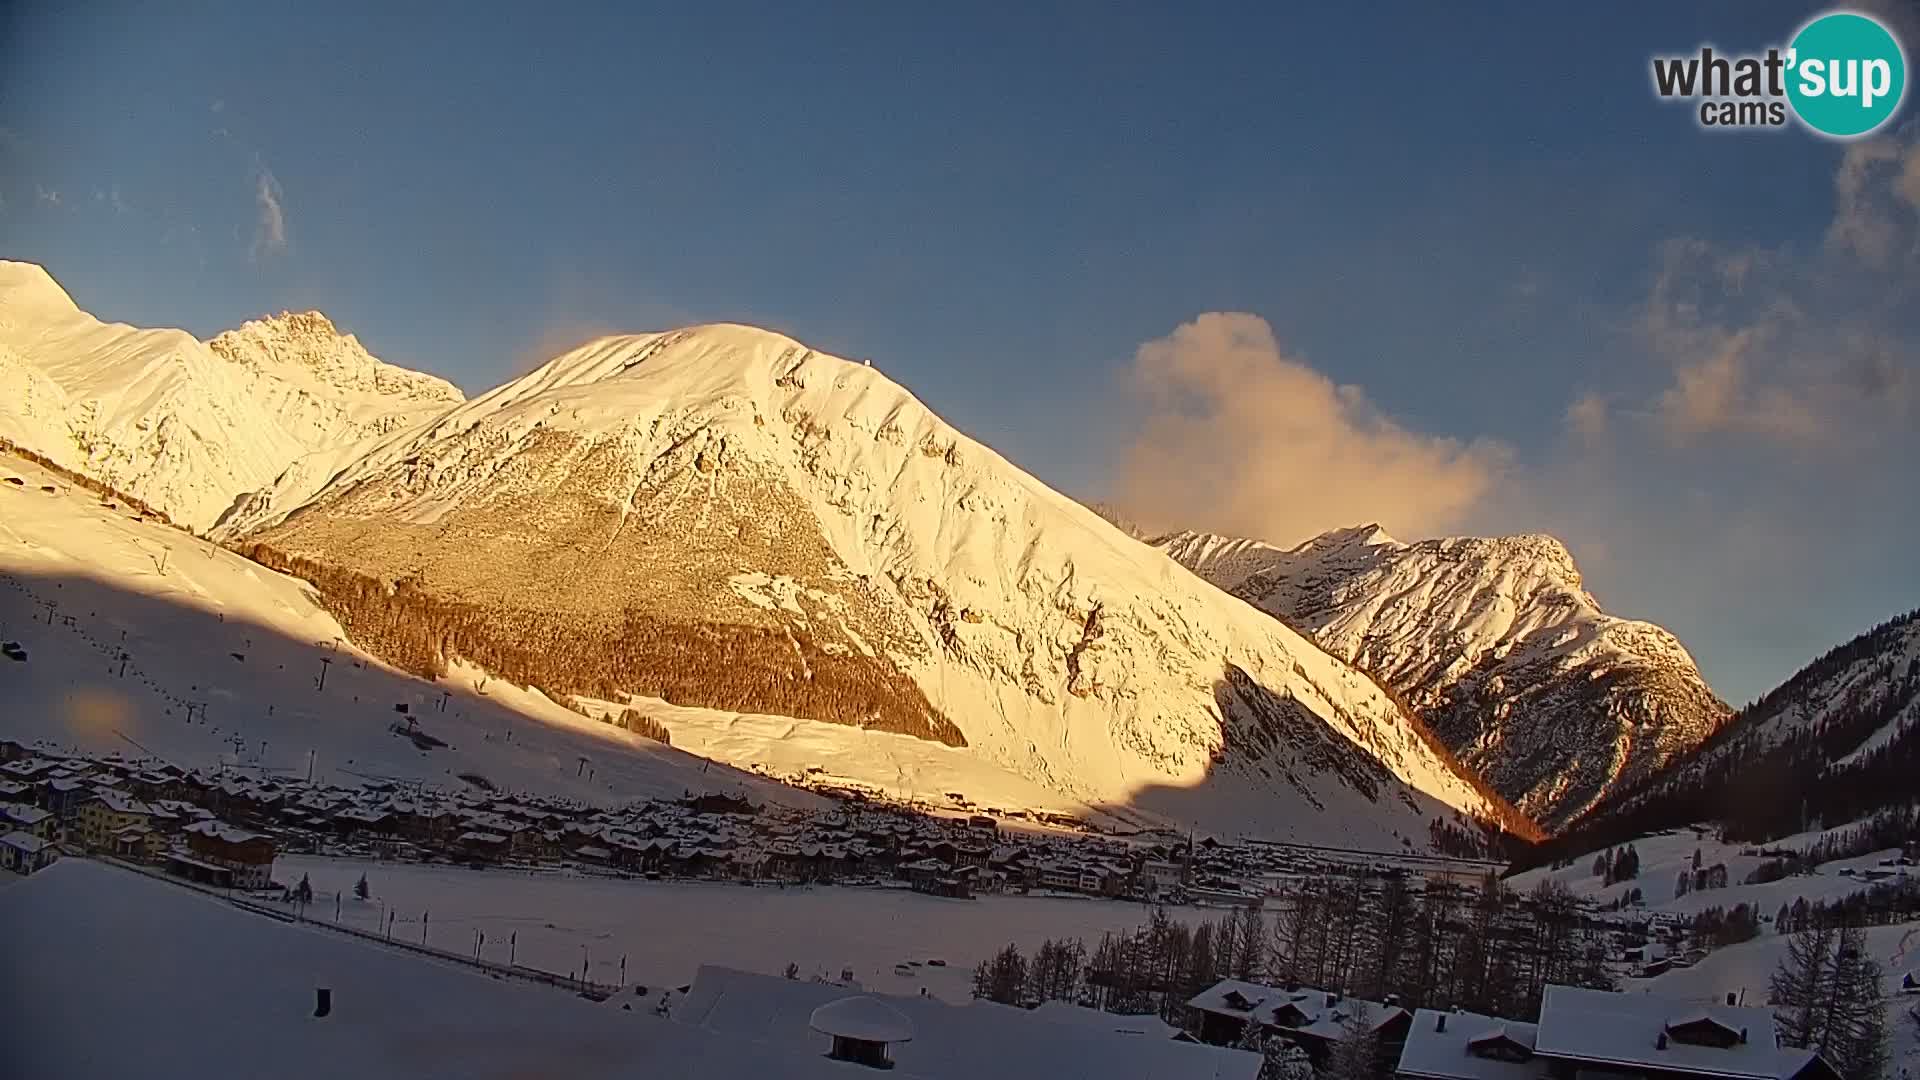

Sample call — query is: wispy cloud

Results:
[1622,134,1919,450]
[251,164,288,259]
[1116,312,1510,546]
[210,99,225,114]
[36,186,60,207]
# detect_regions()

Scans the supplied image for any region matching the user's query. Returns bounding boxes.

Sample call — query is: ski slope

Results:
[0,453,811,805]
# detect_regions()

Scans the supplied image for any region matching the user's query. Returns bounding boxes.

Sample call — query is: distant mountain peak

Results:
[1311,522,1399,550]
[1161,523,1727,830]
[0,263,466,529]
[0,260,82,317]
[207,311,462,405]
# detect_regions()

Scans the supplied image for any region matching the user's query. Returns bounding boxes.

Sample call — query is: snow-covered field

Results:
[276,854,1195,1001]
[1510,826,1912,918]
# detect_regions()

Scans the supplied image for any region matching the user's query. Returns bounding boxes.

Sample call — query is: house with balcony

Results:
[1188,978,1409,1066]
[0,830,57,874]
[76,788,154,850]
[179,819,277,889]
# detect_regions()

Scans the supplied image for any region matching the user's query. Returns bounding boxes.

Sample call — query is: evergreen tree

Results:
[1817,925,1887,1080]
[1232,906,1266,982]
[973,943,1027,1004]
[1234,1024,1313,1080]
[1770,922,1837,1048]
[1325,1001,1381,1080]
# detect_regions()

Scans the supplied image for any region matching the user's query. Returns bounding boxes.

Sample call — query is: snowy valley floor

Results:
[273,854,1199,1002]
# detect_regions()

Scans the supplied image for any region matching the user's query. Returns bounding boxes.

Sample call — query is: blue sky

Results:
[3,2,1917,704]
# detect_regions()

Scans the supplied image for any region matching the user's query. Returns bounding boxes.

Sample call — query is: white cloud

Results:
[35,186,60,207]
[251,165,288,259]
[1116,312,1510,546]
[210,99,225,114]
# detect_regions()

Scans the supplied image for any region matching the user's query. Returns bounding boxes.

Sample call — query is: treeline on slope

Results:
[971,873,1610,1025]
[236,541,966,747]
[0,440,174,524]
[1513,610,1920,869]
[1771,873,1920,935]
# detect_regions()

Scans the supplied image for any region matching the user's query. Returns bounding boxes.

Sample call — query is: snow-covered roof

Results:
[1533,985,1795,1079]
[183,819,263,844]
[0,859,910,1079]
[1,830,51,854]
[810,995,916,1043]
[678,964,1261,1080]
[1187,978,1403,1042]
[1,801,52,826]
[1396,1010,1547,1080]
[90,787,152,815]
[1029,1001,1179,1039]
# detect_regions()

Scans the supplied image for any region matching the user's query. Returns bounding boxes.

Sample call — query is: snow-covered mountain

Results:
[0,261,462,531]
[1583,608,1920,842]
[1157,525,1728,830]
[215,325,1524,847]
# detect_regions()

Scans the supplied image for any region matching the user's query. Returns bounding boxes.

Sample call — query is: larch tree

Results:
[1771,922,1838,1048]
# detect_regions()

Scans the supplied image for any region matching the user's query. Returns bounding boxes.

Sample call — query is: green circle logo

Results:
[1786,11,1907,138]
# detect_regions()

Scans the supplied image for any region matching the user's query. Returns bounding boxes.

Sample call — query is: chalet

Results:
[0,801,55,841]
[41,775,92,822]
[181,819,277,889]
[1397,1010,1549,1080]
[1137,858,1184,900]
[76,788,154,850]
[112,825,167,861]
[454,830,509,864]
[0,830,57,874]
[1518,985,1841,1080]
[676,964,1261,1080]
[1188,978,1409,1066]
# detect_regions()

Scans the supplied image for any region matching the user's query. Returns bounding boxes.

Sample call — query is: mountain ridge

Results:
[0,267,1532,849]
[0,261,465,531]
[227,323,1528,846]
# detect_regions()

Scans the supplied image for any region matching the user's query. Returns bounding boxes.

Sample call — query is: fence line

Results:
[92,855,619,997]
